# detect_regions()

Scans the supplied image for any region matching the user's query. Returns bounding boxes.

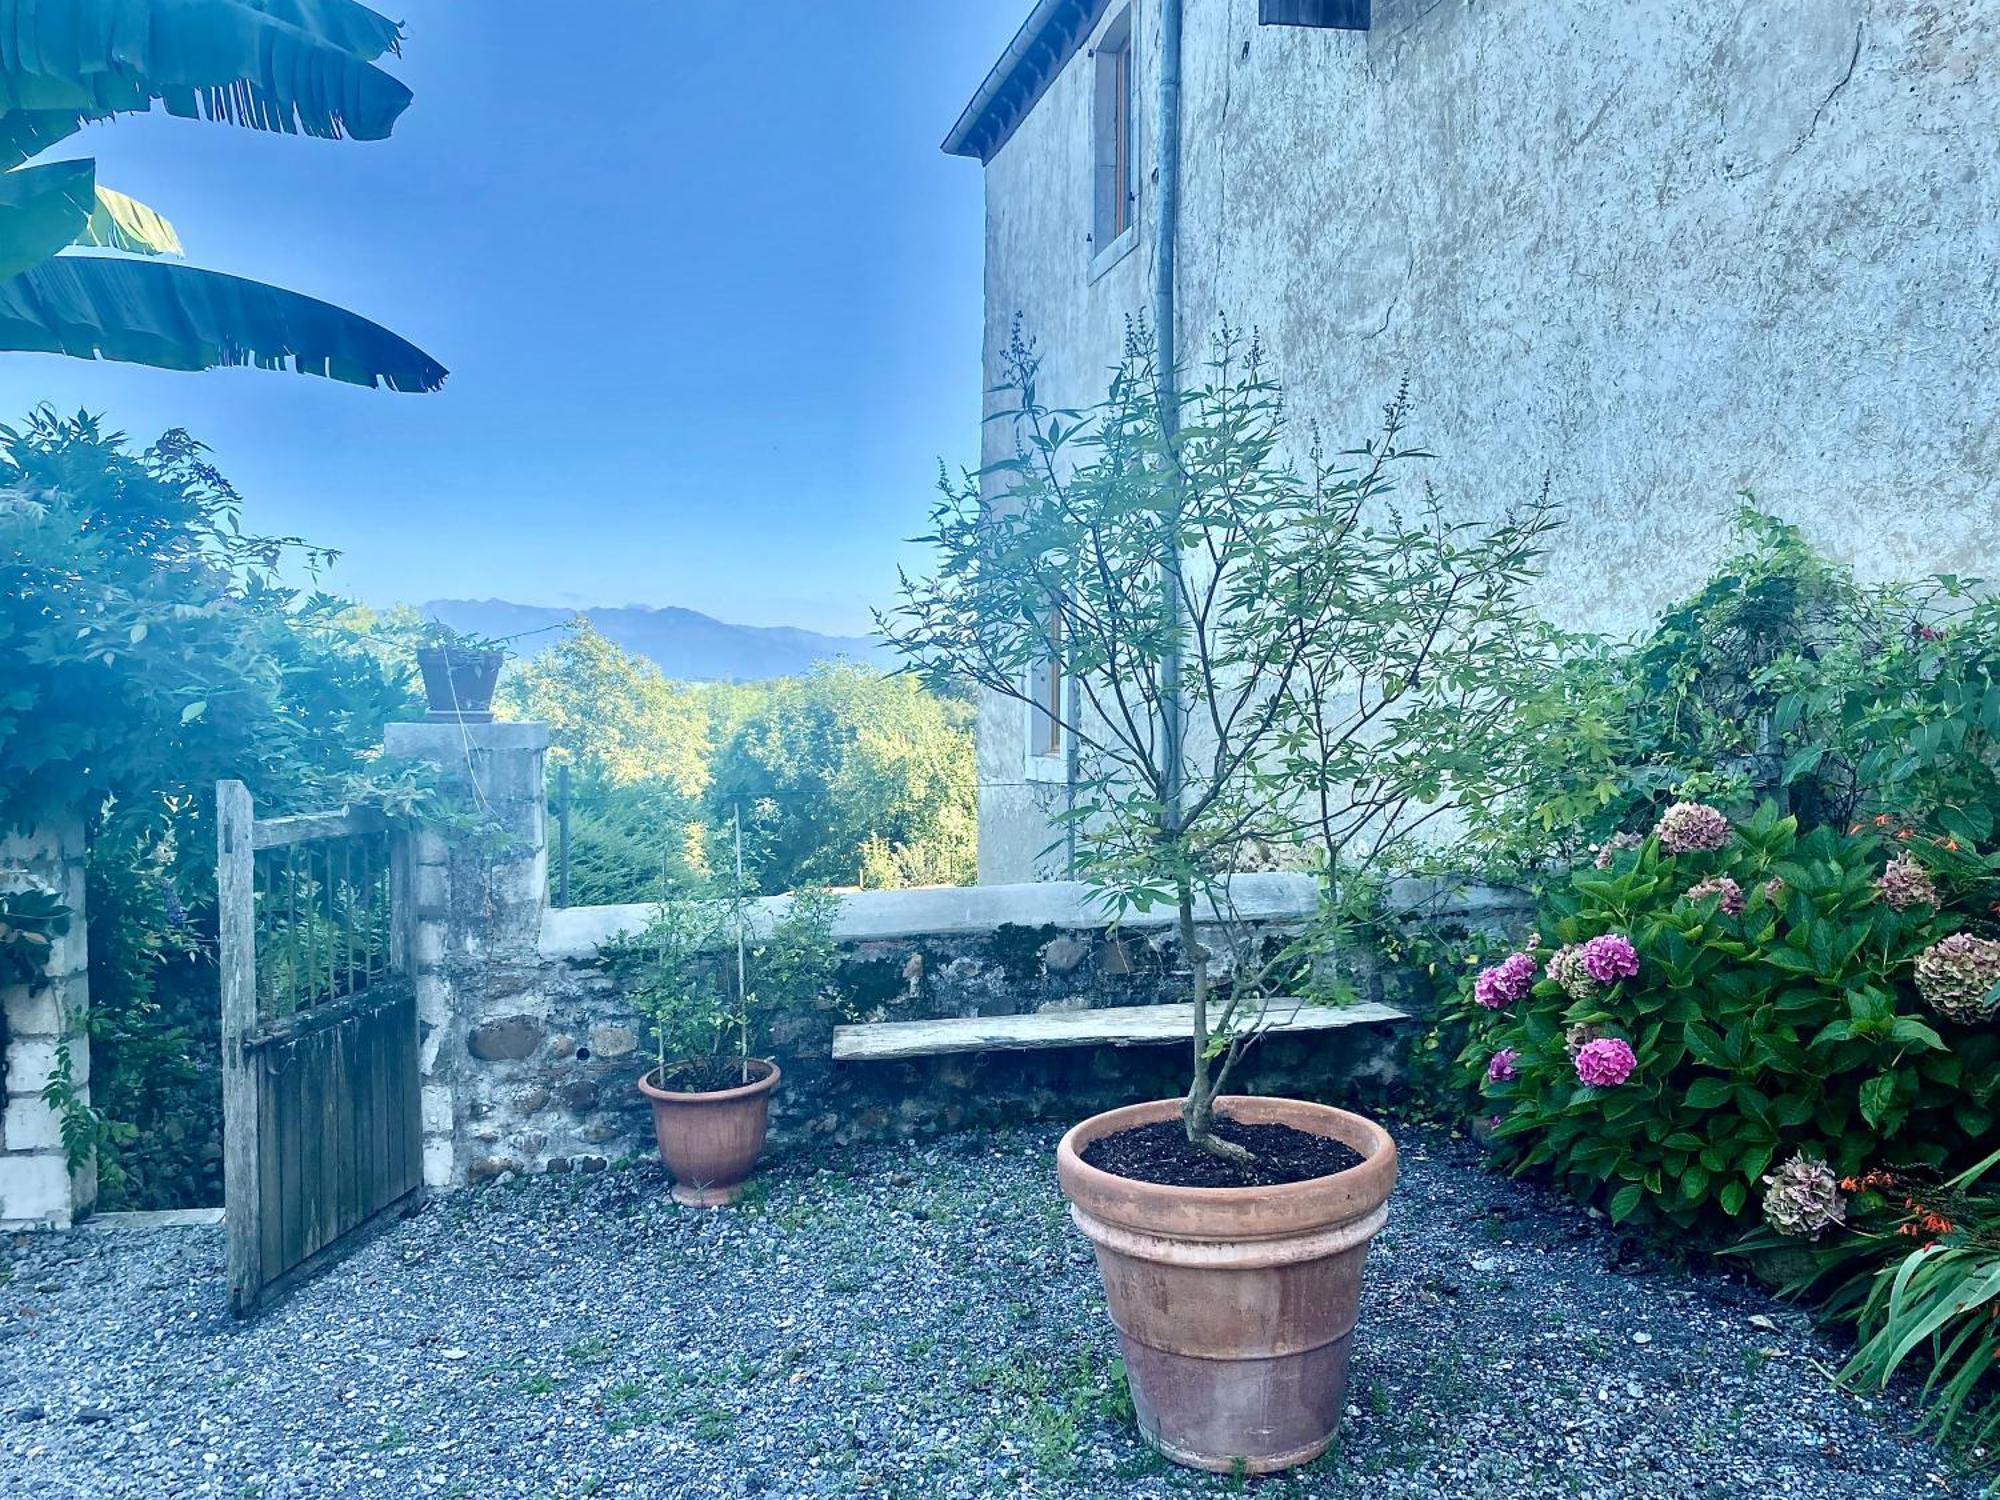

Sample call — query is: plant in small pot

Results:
[415,621,509,722]
[616,882,839,1207]
[882,323,1560,1473]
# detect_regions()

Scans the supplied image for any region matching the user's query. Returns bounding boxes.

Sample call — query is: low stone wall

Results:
[390,720,1534,1187]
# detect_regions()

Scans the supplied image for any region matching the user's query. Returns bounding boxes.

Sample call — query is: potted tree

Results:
[415,621,508,721]
[617,882,839,1207]
[882,324,1559,1472]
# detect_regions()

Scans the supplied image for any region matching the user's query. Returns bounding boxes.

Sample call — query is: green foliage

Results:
[1490,506,2000,870]
[708,664,977,894]
[606,884,841,1093]
[1,410,424,1208]
[1463,803,2000,1233]
[509,624,977,902]
[882,321,1559,1154]
[0,0,444,389]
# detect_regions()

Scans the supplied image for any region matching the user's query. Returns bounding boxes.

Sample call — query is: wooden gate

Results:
[216,780,423,1315]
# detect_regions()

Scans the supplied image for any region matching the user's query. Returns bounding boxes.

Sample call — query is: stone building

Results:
[945,0,1999,882]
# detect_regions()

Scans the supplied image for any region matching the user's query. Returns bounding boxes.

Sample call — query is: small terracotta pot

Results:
[1057,1096,1397,1475]
[637,1059,780,1207]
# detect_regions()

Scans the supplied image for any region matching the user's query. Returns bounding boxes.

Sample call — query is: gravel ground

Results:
[0,1123,1979,1499]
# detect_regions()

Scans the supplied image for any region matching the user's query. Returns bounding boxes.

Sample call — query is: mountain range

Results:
[419,599,886,682]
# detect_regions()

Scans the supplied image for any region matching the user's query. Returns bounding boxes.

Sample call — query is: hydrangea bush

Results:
[1457,801,2000,1230]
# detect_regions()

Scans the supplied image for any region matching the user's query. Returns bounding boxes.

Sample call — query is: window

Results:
[1091,9,1136,266]
[1025,605,1067,776]
[1258,0,1371,27]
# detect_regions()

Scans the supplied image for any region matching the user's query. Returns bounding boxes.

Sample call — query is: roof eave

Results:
[942,0,1112,164]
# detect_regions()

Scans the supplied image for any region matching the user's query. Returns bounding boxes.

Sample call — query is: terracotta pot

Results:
[637,1059,780,1207]
[1057,1096,1397,1475]
[415,645,504,722]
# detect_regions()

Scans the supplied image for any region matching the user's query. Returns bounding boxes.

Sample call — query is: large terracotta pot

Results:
[1057,1096,1397,1475]
[636,1059,780,1207]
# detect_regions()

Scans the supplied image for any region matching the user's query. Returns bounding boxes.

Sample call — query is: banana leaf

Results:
[76,184,183,256]
[0,109,95,169]
[0,0,412,140]
[0,158,95,281]
[0,254,446,389]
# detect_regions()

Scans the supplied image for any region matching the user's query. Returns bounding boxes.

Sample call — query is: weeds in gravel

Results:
[563,1335,616,1366]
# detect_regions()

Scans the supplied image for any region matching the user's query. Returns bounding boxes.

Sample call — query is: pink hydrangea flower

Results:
[1486,1049,1519,1083]
[1685,875,1745,917]
[1574,1037,1637,1088]
[1580,933,1640,984]
[1656,801,1732,855]
[1473,951,1538,1010]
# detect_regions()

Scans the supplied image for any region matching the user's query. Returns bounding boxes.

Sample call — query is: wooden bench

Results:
[830,1000,1409,1062]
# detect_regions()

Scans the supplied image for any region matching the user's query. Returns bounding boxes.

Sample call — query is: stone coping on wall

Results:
[538,870,1529,963]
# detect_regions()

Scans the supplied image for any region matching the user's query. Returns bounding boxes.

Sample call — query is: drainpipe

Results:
[1155,0,1186,825]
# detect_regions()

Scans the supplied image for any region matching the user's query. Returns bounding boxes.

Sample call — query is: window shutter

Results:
[1258,0,1371,28]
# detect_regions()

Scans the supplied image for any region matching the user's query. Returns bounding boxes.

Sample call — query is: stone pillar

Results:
[382,721,549,1188]
[0,815,95,1228]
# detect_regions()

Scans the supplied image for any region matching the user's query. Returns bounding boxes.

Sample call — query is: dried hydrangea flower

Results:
[1563,1022,1603,1057]
[1874,853,1939,912]
[1486,1048,1519,1083]
[1573,1037,1637,1088]
[1581,933,1640,984]
[1547,944,1597,1000]
[1761,875,1786,905]
[1761,1153,1846,1239]
[1913,932,2000,1025]
[1473,951,1538,1010]
[1593,831,1643,869]
[1656,801,1732,855]
[1685,875,1746,917]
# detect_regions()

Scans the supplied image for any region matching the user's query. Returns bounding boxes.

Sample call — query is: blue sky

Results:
[0,3,1023,636]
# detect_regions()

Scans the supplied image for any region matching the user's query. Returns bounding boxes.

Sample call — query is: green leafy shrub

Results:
[605,885,841,1093]
[1480,507,2000,872]
[1459,801,2000,1231]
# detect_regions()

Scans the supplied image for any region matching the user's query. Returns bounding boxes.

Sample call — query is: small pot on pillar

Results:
[415,623,508,722]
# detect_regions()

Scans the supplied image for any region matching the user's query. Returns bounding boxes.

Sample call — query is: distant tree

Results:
[707,664,976,893]
[501,619,714,799]
[0,0,444,389]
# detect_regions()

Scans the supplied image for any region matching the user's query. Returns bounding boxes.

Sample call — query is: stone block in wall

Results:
[468,1015,544,1061]
[7,1035,85,1091]
[421,1083,454,1137]
[422,1136,455,1189]
[0,1154,76,1226]
[1,1094,62,1153]
[2,972,79,1037]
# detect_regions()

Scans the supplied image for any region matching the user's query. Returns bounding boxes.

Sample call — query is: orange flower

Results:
[1875,814,1892,826]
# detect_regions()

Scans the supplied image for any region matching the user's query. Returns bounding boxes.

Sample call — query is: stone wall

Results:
[386,721,1531,1187]
[970,0,2000,882]
[0,816,94,1228]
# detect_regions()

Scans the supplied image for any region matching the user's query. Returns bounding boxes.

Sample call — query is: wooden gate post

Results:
[216,779,261,1313]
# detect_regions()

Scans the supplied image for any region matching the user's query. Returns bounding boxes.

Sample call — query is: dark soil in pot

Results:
[1078,1112,1365,1188]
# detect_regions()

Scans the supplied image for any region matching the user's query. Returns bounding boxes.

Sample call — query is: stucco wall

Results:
[972,0,1999,881]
